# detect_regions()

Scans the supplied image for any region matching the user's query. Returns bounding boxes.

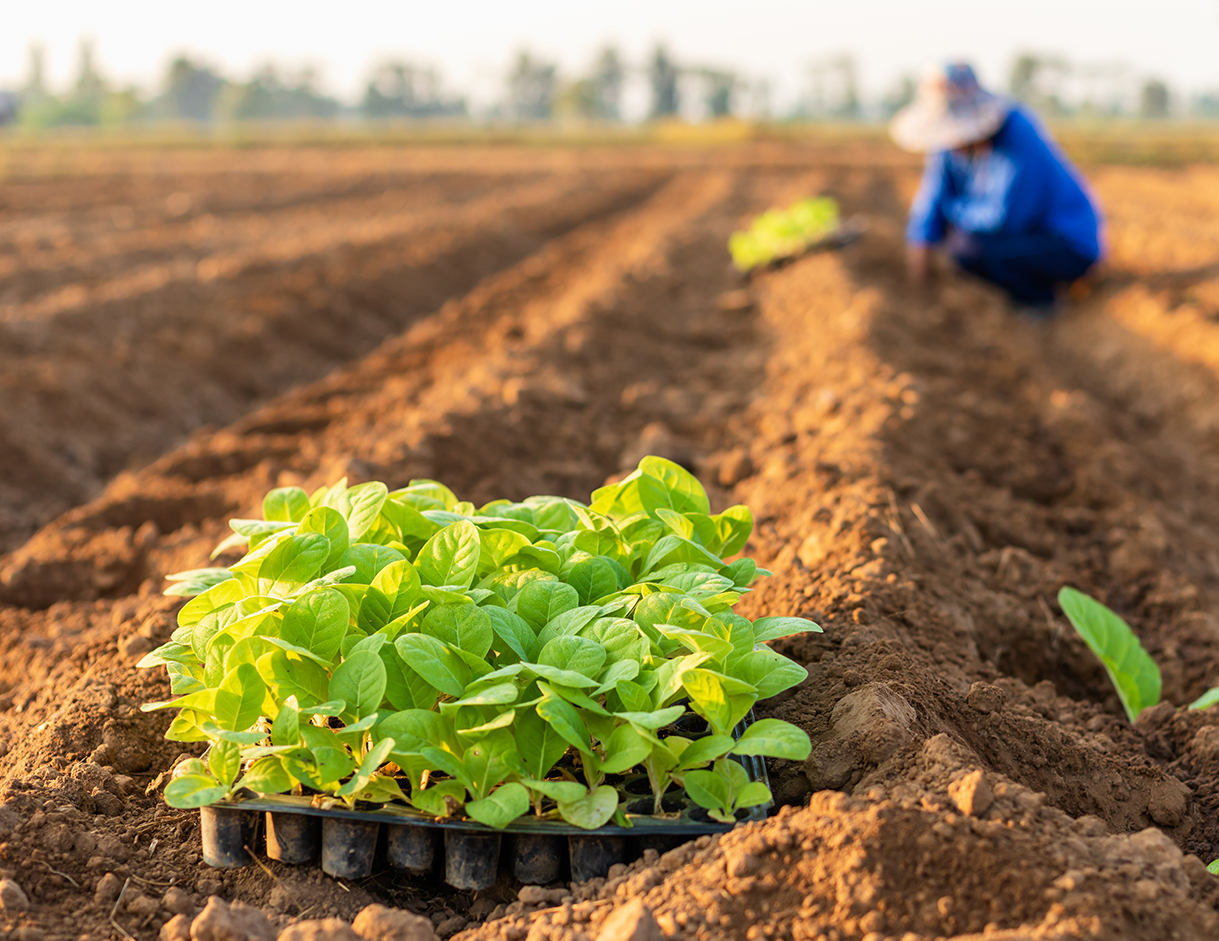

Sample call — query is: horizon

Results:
[3,0,1219,116]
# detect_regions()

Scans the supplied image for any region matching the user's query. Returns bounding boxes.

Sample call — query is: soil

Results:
[2,144,1219,941]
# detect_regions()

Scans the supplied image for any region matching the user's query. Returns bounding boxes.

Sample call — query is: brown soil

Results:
[2,145,1219,941]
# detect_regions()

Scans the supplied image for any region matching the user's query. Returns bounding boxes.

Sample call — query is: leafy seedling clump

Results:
[728,196,840,272]
[141,456,819,831]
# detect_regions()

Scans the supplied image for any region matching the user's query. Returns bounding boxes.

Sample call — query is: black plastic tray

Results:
[741,217,866,279]
[197,715,771,889]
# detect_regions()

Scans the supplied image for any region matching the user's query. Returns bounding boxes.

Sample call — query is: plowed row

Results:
[2,146,1219,941]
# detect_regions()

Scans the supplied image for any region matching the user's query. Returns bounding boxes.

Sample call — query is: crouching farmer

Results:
[891,63,1102,314]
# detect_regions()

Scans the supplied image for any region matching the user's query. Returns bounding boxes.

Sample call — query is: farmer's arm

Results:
[906,154,949,282]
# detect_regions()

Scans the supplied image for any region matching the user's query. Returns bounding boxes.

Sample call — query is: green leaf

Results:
[177,579,246,629]
[1189,688,1219,711]
[639,456,711,515]
[538,635,606,679]
[683,769,730,813]
[731,718,811,760]
[263,487,312,523]
[270,697,300,747]
[736,781,772,809]
[358,560,424,633]
[416,520,481,589]
[422,603,493,659]
[298,506,350,570]
[557,784,619,830]
[752,616,823,643]
[341,481,389,541]
[536,691,589,753]
[712,505,753,556]
[682,668,756,736]
[734,649,809,700]
[207,740,242,786]
[281,589,348,663]
[1208,859,1219,876]
[615,705,685,729]
[486,608,538,663]
[164,773,229,809]
[257,650,330,708]
[1058,586,1162,723]
[412,780,466,817]
[466,782,530,829]
[514,708,570,780]
[237,756,295,795]
[394,634,468,698]
[598,725,652,774]
[568,557,621,606]
[522,778,587,803]
[339,544,406,583]
[516,580,580,631]
[329,650,388,720]
[677,734,734,768]
[258,533,330,596]
[214,663,267,731]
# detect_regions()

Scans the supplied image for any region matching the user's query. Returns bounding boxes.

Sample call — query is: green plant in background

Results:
[1058,586,1219,721]
[140,456,819,831]
[728,196,840,272]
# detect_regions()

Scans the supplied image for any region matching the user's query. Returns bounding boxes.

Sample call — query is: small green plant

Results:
[1058,586,1219,722]
[141,456,819,831]
[728,197,840,272]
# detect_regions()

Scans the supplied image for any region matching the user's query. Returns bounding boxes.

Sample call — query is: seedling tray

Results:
[198,717,770,889]
[741,217,866,279]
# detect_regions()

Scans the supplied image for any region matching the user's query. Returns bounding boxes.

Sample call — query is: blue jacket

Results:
[906,105,1102,261]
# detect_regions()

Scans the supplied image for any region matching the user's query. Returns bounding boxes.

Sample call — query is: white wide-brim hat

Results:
[890,63,1013,153]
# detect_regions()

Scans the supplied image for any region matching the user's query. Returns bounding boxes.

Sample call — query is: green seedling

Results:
[140,456,819,831]
[729,197,840,272]
[681,757,773,823]
[1058,586,1219,722]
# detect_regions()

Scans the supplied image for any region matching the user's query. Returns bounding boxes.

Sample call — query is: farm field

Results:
[3,142,1219,940]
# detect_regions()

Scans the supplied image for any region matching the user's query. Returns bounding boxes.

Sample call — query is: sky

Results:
[3,0,1219,114]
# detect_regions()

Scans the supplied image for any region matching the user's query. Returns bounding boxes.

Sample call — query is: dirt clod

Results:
[163,914,193,941]
[192,897,278,941]
[594,900,662,941]
[352,904,435,941]
[949,769,994,817]
[0,877,29,911]
[278,919,363,941]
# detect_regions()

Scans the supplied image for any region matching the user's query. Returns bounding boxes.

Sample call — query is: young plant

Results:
[140,456,819,832]
[1058,586,1219,722]
[729,197,840,272]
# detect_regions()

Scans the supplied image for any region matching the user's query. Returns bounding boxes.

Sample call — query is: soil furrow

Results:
[0,168,665,553]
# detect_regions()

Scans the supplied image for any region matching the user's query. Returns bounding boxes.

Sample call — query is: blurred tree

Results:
[806,55,860,119]
[702,70,736,118]
[218,65,339,121]
[1139,79,1170,119]
[649,46,680,119]
[163,57,224,121]
[23,43,47,101]
[362,62,466,118]
[506,51,556,122]
[590,47,624,121]
[1009,53,1070,115]
[880,75,916,118]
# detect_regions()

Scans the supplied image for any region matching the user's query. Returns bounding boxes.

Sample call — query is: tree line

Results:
[0,42,1210,129]
[0,42,749,128]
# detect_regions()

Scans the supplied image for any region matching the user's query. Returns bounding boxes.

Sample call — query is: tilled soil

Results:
[2,146,1219,941]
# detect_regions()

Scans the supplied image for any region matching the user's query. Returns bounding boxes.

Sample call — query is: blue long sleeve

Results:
[906,156,949,245]
[904,106,1101,261]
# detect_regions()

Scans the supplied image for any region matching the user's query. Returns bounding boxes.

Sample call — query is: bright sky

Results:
[3,0,1219,113]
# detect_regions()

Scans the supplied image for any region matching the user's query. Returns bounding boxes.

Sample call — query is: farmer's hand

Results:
[907,244,930,284]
